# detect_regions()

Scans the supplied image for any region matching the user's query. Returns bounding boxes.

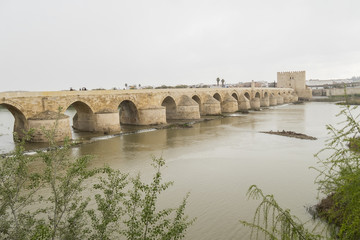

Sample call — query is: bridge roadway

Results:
[0,87,296,142]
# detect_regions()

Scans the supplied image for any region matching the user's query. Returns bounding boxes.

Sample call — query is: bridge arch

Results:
[263,92,269,98]
[231,92,239,101]
[118,100,139,125]
[192,95,202,114]
[64,99,95,114]
[254,92,261,98]
[213,93,222,102]
[65,101,95,132]
[161,96,177,120]
[66,101,94,114]
[244,92,251,101]
[0,103,28,139]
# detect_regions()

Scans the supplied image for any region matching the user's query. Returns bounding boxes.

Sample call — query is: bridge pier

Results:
[250,98,261,110]
[176,105,200,119]
[269,95,277,106]
[283,95,290,103]
[238,98,251,112]
[27,111,72,142]
[260,97,270,107]
[94,112,121,134]
[138,107,166,125]
[175,96,200,119]
[202,95,221,115]
[277,96,284,105]
[221,95,238,113]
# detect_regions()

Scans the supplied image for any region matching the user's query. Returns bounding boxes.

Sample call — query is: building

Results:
[277,71,312,100]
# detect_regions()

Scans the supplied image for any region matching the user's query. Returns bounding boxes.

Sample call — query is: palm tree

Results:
[221,79,225,87]
[216,77,220,86]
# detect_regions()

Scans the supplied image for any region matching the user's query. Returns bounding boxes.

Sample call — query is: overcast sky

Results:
[1,0,359,91]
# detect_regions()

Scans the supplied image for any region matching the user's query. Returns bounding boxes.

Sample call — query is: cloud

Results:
[0,0,359,91]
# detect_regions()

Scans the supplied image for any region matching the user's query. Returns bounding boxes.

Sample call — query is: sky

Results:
[1,0,360,91]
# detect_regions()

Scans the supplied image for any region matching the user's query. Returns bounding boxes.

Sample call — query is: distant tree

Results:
[175,85,188,89]
[216,78,220,86]
[143,86,153,89]
[221,79,225,87]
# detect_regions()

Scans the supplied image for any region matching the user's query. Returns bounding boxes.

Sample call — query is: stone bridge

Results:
[0,87,297,142]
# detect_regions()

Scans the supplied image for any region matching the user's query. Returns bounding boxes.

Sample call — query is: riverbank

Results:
[311,95,360,105]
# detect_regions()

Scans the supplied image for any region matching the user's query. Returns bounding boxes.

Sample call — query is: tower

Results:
[277,71,312,100]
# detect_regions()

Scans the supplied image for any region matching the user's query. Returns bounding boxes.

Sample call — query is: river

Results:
[0,102,348,239]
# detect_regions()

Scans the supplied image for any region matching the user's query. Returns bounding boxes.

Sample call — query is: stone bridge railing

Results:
[0,87,297,142]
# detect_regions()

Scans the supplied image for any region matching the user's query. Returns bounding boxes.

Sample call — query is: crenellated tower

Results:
[277,71,312,100]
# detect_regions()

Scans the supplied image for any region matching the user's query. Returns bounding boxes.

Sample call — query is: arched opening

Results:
[264,92,269,98]
[65,101,95,132]
[192,95,201,114]
[213,93,221,102]
[232,93,239,101]
[119,100,139,125]
[161,96,177,120]
[0,103,28,152]
[244,92,250,101]
[255,92,260,98]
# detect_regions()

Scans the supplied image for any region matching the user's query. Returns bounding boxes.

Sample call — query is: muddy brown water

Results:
[0,102,351,239]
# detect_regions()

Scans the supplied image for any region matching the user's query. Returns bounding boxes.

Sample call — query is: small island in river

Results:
[260,130,317,140]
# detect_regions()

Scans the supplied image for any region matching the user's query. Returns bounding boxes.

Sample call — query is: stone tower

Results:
[277,71,312,100]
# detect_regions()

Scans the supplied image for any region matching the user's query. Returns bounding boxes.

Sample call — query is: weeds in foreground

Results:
[312,103,360,239]
[240,185,323,240]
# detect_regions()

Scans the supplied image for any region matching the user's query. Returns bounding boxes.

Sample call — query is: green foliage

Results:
[87,168,129,240]
[86,157,195,240]
[0,132,41,240]
[174,85,188,89]
[155,85,175,89]
[121,157,195,240]
[240,185,323,240]
[0,119,194,240]
[313,103,360,239]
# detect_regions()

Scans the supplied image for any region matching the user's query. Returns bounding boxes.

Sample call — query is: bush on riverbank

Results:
[242,103,360,239]
[0,122,194,239]
[312,104,360,239]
